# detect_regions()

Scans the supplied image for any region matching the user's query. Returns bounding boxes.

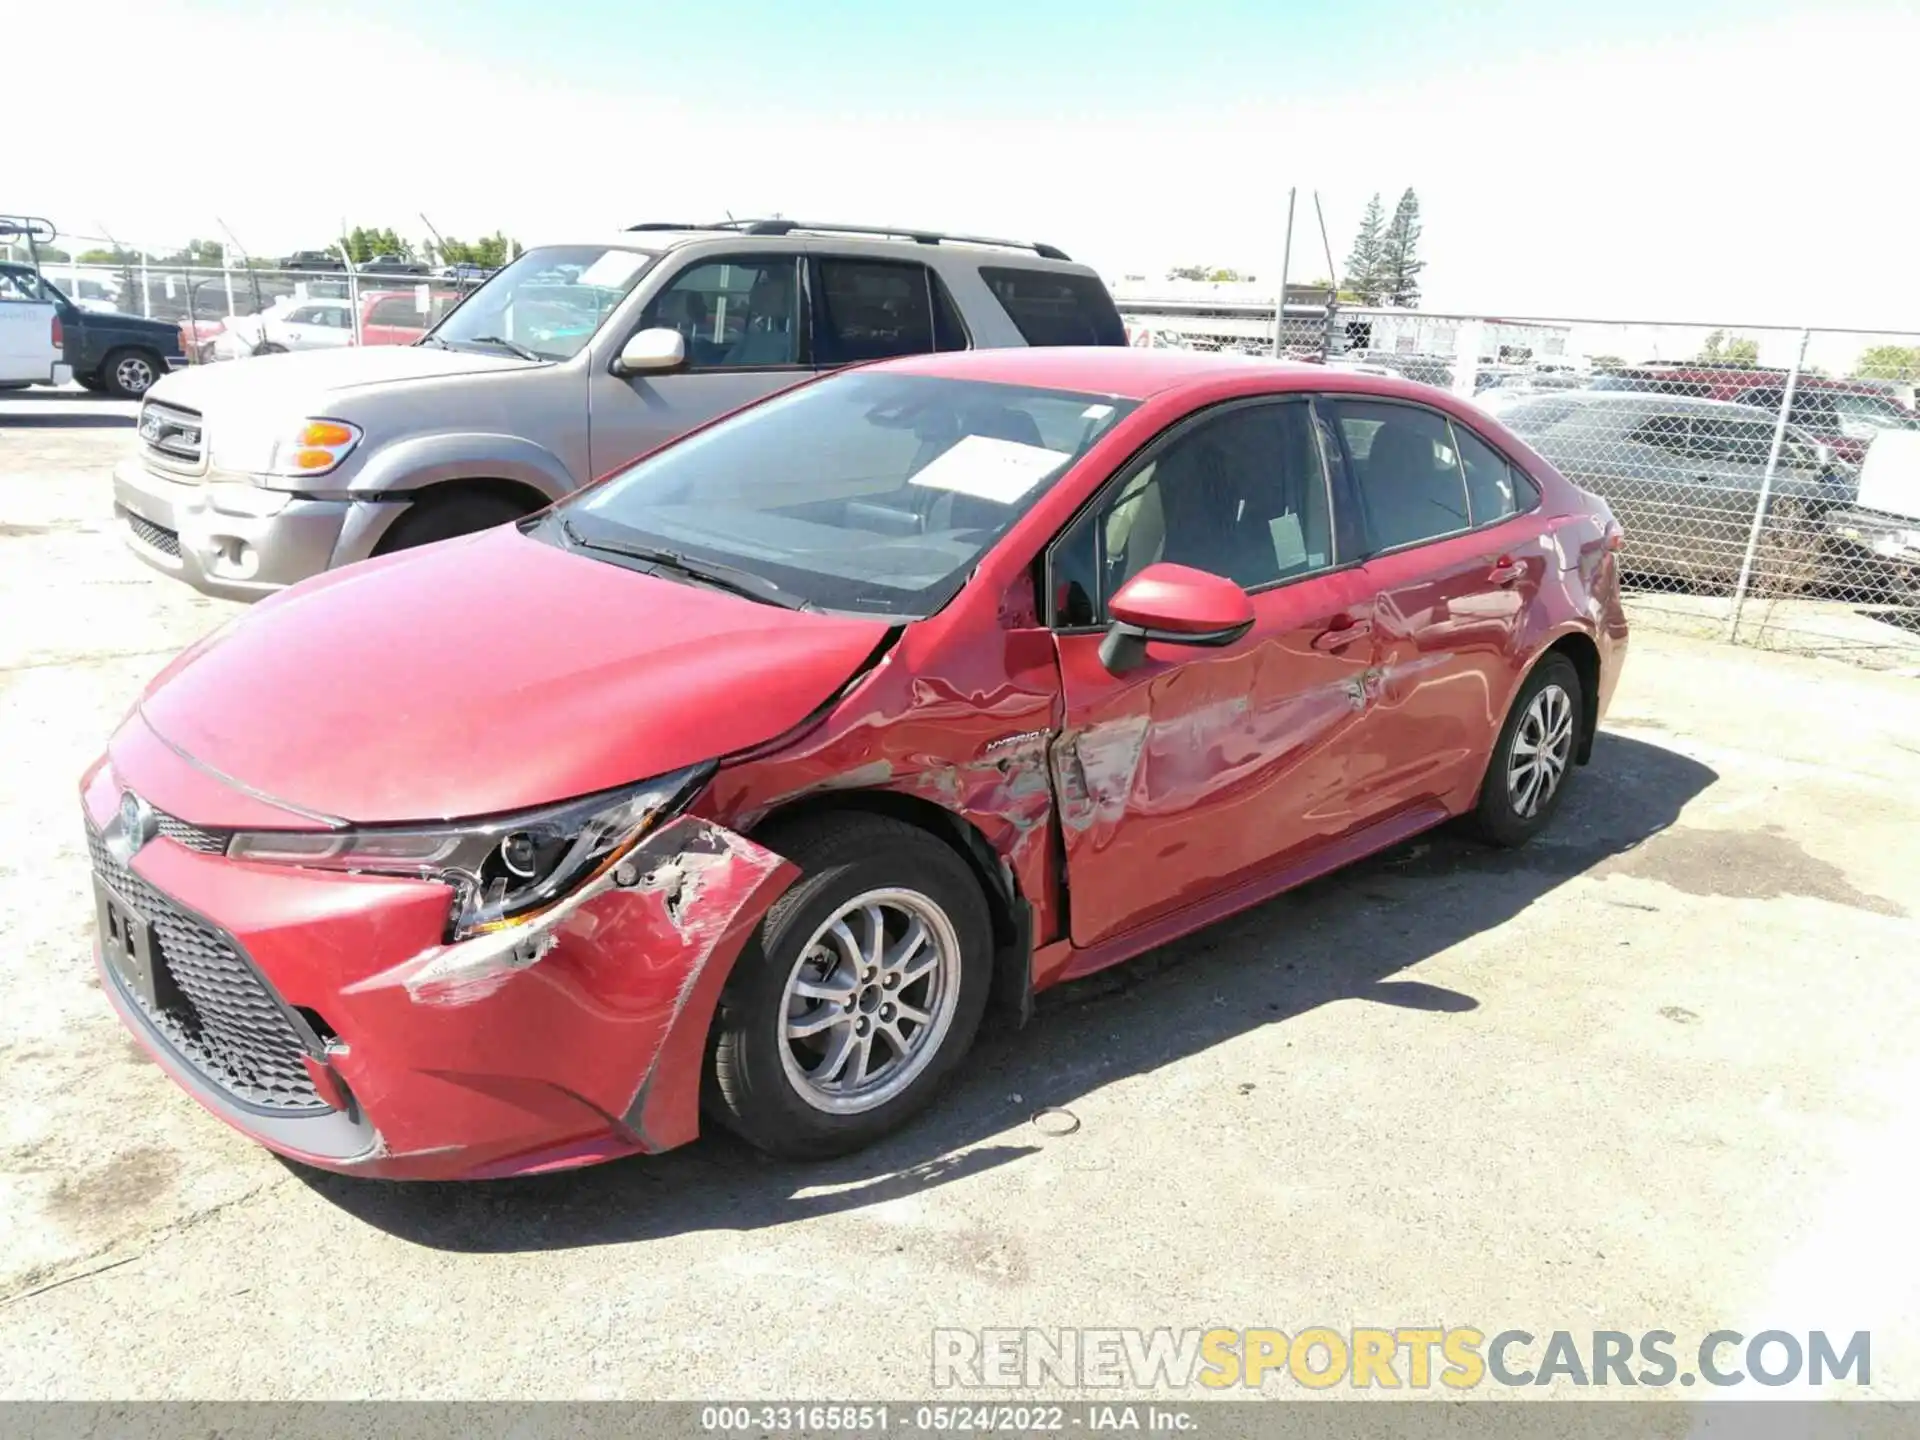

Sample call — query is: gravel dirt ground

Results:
[2,387,1916,1402]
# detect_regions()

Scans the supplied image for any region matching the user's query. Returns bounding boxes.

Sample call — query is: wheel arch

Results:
[746,788,1034,1026]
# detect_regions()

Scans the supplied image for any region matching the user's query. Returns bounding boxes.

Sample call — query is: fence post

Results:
[138,256,151,317]
[1271,187,1295,359]
[1726,327,1810,641]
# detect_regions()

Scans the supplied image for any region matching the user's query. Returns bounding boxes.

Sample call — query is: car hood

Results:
[133,525,892,824]
[147,343,539,413]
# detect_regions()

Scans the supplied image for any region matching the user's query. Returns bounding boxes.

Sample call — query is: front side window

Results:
[1050,400,1332,627]
[565,372,1134,616]
[0,269,48,303]
[1328,400,1471,552]
[978,266,1126,347]
[430,244,656,361]
[814,258,936,365]
[1832,390,1918,437]
[639,256,800,369]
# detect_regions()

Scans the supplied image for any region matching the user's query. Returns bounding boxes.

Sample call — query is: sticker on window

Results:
[909,434,1072,505]
[576,251,646,290]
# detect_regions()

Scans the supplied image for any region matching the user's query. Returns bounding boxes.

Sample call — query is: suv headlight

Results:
[226,765,711,938]
[265,418,362,477]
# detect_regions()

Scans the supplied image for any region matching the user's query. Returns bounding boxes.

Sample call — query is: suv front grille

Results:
[121,507,181,558]
[138,400,205,466]
[87,823,323,1112]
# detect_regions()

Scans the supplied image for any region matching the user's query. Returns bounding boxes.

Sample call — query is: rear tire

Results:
[372,489,531,555]
[100,348,163,399]
[706,814,994,1160]
[1467,653,1583,848]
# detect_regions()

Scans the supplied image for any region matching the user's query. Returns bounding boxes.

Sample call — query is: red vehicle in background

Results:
[1593,364,1919,464]
[83,348,1627,1180]
[358,288,463,346]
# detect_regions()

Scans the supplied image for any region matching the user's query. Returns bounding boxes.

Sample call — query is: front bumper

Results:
[113,454,389,601]
[82,752,797,1179]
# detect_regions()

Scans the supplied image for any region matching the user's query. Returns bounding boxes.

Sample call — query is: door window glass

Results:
[1330,400,1471,551]
[814,258,935,364]
[1051,401,1332,626]
[640,257,799,368]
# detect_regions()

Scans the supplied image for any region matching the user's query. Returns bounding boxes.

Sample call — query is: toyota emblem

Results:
[118,791,158,856]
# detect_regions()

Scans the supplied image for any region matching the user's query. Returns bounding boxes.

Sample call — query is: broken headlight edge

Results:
[225,763,714,939]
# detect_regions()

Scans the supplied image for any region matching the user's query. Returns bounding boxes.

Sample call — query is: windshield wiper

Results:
[416,333,450,349]
[465,333,542,361]
[560,516,814,611]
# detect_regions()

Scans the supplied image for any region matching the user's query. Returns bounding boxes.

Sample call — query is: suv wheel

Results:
[101,349,162,399]
[707,814,993,1160]
[373,489,532,554]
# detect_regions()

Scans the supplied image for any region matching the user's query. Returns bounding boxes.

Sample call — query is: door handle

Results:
[1312,617,1372,652]
[1487,556,1527,586]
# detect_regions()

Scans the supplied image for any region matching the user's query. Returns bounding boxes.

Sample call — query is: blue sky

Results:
[16,0,1920,329]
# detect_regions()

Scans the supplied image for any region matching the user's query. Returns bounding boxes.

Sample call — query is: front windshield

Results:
[562,371,1138,617]
[429,244,655,361]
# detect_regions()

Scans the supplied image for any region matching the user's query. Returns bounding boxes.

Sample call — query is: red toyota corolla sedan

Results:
[83,348,1627,1179]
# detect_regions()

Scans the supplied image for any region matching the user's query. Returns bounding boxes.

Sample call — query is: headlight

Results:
[265,418,362,477]
[226,765,711,938]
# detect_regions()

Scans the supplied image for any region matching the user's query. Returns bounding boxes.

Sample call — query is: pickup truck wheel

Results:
[373,490,531,554]
[101,349,162,399]
[705,814,994,1160]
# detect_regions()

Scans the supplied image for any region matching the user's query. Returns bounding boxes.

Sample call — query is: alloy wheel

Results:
[778,887,963,1115]
[116,355,156,394]
[1507,682,1575,819]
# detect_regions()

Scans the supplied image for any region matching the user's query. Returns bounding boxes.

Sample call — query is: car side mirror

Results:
[1099,562,1256,675]
[612,327,687,377]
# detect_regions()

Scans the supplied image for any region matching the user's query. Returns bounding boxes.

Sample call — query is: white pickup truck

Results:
[1827,430,1920,604]
[0,265,70,389]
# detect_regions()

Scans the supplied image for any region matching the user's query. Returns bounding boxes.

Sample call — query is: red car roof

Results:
[873,345,1327,400]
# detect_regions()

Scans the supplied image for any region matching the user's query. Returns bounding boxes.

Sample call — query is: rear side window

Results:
[1450,422,1536,523]
[813,258,936,365]
[978,266,1126,347]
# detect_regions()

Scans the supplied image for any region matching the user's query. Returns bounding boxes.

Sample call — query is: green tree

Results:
[1343,193,1386,305]
[339,226,416,264]
[1377,189,1425,308]
[1853,344,1920,382]
[436,231,523,268]
[76,247,141,265]
[1696,330,1760,366]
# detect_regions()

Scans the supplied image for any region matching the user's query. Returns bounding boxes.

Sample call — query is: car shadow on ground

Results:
[293,730,1716,1252]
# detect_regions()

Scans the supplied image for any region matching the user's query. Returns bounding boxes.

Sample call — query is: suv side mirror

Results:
[612,327,687,377]
[1098,562,1256,675]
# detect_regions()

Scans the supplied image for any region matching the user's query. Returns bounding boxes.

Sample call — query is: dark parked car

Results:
[278,250,346,273]
[1499,390,1850,593]
[0,262,187,397]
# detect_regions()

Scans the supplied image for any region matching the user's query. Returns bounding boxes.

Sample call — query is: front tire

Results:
[101,348,163,399]
[707,814,993,1160]
[372,489,531,555]
[1468,652,1582,848]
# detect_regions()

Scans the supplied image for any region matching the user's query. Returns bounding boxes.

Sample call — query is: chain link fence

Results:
[1114,296,1920,670]
[2,231,487,366]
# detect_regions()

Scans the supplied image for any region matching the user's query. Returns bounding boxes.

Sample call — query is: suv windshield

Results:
[559,371,1137,617]
[428,244,655,361]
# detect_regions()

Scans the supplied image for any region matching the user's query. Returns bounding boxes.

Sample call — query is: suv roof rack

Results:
[624,218,1071,262]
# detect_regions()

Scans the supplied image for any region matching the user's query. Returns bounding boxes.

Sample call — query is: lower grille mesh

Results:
[88,825,323,1112]
[122,508,182,559]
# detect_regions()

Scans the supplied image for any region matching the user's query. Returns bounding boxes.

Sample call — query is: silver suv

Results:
[113,220,1127,600]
